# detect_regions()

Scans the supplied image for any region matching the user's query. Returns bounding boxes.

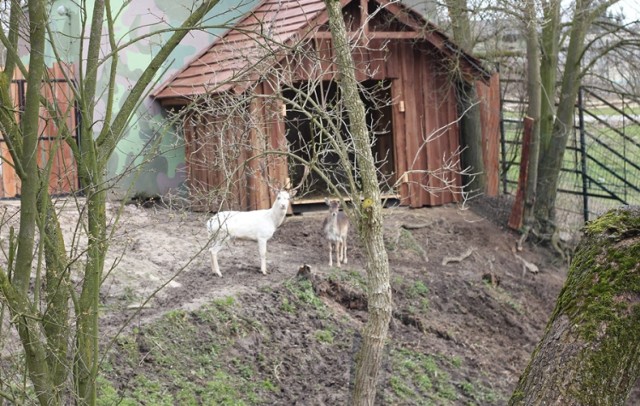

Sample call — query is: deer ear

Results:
[324,197,330,206]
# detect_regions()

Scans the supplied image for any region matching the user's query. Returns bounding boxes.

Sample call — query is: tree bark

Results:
[444,0,487,194]
[9,1,60,404]
[522,0,541,229]
[510,206,640,405]
[324,1,393,405]
[534,0,607,234]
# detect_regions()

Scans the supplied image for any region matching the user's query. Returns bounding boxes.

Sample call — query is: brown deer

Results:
[322,198,349,267]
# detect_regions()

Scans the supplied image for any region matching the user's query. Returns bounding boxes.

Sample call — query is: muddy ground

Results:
[2,195,638,404]
[101,195,564,405]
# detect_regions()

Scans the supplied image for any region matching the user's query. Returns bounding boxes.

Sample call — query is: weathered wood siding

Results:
[0,64,78,198]
[183,38,501,211]
[184,83,288,212]
[389,41,463,207]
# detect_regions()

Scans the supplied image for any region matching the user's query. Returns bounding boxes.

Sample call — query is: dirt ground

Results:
[2,195,638,404]
[99,194,566,404]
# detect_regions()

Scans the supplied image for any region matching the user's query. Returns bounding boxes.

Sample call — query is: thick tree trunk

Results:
[324,1,393,405]
[510,206,640,405]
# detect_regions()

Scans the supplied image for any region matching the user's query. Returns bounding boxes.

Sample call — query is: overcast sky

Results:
[609,0,640,22]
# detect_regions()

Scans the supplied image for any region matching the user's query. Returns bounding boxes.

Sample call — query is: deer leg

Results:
[342,237,348,265]
[328,242,333,267]
[258,239,268,275]
[336,241,342,267]
[209,243,223,277]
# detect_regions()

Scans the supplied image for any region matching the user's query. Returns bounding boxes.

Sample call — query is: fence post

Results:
[578,86,588,222]
[498,65,509,194]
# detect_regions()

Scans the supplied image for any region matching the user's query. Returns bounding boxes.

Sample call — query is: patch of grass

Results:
[131,375,174,406]
[389,375,414,400]
[314,329,334,344]
[283,279,325,312]
[399,279,431,314]
[328,268,366,290]
[388,348,468,404]
[407,280,429,298]
[100,297,276,405]
[280,297,295,313]
[483,281,524,314]
[459,379,502,404]
[97,375,128,406]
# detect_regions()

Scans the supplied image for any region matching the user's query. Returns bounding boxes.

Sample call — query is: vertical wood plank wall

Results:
[0,63,78,198]
[391,41,464,208]
[184,39,501,211]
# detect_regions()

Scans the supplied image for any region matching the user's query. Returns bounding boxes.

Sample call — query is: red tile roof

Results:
[153,0,329,101]
[153,0,489,103]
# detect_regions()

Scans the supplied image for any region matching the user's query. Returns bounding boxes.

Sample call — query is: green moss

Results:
[554,208,640,342]
[539,207,640,403]
[583,207,640,239]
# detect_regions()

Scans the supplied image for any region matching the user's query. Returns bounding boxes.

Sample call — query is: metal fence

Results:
[500,83,640,233]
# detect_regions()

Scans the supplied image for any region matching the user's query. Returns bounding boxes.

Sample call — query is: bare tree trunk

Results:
[324,1,393,405]
[457,83,487,194]
[522,0,541,228]
[534,0,611,235]
[444,0,487,194]
[7,1,60,404]
[39,197,71,396]
[510,206,640,405]
[538,0,561,155]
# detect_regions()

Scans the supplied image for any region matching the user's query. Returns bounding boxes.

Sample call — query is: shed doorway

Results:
[283,80,395,201]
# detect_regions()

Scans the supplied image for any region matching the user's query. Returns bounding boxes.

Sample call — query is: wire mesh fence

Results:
[500,83,640,235]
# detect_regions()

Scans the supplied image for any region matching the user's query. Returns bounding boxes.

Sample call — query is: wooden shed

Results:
[153,0,500,211]
[0,63,78,198]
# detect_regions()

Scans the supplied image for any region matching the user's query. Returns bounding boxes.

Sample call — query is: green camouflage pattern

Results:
[47,0,258,200]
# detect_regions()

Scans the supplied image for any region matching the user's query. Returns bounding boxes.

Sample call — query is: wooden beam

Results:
[314,31,421,39]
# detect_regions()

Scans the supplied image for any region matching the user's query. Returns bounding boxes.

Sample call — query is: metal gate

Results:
[500,82,640,228]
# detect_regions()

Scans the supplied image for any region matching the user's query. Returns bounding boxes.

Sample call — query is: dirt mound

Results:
[92,197,585,404]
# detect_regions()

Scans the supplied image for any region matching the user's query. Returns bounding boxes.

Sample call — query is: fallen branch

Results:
[401,222,432,230]
[442,248,474,266]
[514,253,539,276]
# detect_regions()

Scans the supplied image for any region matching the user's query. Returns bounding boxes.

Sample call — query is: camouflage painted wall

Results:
[48,0,259,200]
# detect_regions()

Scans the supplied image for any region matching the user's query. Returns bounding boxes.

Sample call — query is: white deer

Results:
[322,198,350,267]
[206,168,308,276]
[206,191,293,276]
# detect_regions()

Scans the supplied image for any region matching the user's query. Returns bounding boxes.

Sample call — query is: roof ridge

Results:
[151,0,267,98]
